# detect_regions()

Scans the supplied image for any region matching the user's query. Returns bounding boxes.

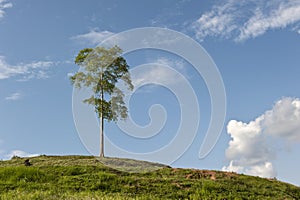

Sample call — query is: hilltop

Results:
[0,155,299,199]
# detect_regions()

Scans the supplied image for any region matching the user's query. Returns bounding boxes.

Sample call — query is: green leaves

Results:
[74,48,93,66]
[70,46,133,122]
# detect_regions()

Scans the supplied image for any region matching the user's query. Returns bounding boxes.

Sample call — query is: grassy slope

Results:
[0,155,299,200]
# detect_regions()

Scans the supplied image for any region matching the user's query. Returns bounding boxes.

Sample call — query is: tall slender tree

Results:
[70,46,133,157]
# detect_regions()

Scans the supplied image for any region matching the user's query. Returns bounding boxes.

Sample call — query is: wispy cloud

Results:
[0,56,57,81]
[71,30,114,45]
[223,97,300,178]
[133,57,187,88]
[0,0,12,19]
[150,0,190,27]
[192,0,300,42]
[154,57,186,70]
[5,92,22,101]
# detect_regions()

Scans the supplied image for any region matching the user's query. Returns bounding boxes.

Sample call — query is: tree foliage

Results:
[70,46,133,121]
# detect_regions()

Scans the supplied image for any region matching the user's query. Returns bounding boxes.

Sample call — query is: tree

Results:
[70,46,133,157]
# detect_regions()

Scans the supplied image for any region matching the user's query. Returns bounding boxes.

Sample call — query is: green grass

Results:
[0,155,299,199]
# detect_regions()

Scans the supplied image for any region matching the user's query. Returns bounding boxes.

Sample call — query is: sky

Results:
[0,0,300,186]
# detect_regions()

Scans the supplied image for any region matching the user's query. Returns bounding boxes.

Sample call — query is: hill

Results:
[0,155,299,199]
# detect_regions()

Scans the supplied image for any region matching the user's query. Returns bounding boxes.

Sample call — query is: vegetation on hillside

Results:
[0,155,299,199]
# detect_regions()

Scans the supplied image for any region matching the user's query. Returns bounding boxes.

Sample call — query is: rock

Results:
[24,159,32,166]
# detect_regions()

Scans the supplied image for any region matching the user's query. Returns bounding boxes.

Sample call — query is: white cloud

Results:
[192,0,238,41]
[222,118,276,178]
[5,92,22,101]
[6,150,39,159]
[132,57,187,88]
[238,1,300,41]
[246,162,276,178]
[0,0,12,19]
[223,97,300,178]
[193,0,300,41]
[0,140,38,160]
[0,56,56,80]
[71,30,114,45]
[154,57,186,71]
[263,98,300,141]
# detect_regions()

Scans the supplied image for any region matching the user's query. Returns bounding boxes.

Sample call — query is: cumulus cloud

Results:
[223,97,300,178]
[5,92,22,101]
[193,0,300,41]
[0,0,12,19]
[71,30,114,45]
[0,56,56,80]
[223,118,276,178]
[263,98,300,141]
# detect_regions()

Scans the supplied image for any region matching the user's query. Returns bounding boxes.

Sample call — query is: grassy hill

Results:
[0,155,299,199]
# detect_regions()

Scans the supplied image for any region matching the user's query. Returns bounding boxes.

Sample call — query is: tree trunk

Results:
[99,73,105,158]
[100,113,104,157]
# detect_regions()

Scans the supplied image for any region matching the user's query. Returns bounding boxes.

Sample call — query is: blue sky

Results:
[1,0,300,186]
